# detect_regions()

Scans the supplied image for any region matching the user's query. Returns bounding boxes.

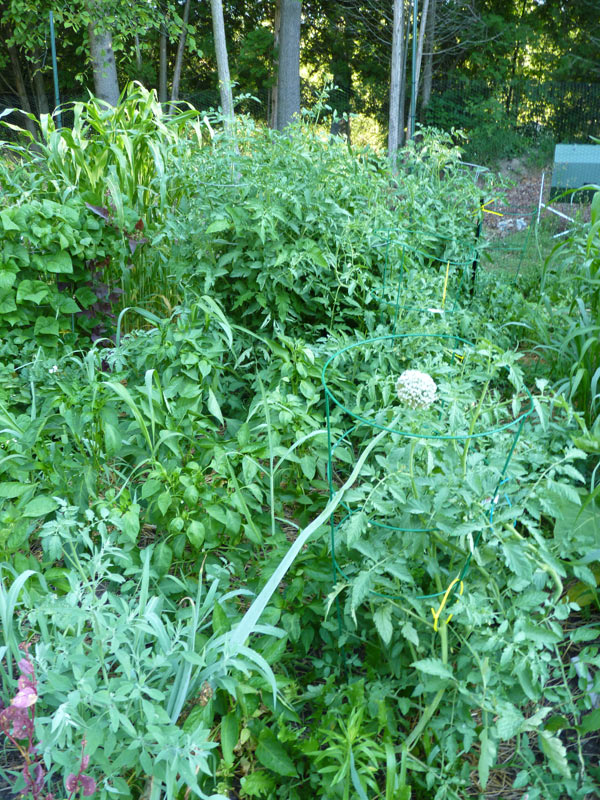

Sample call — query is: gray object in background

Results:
[550,144,600,202]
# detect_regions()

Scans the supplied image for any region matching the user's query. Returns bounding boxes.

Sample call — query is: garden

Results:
[0,85,599,800]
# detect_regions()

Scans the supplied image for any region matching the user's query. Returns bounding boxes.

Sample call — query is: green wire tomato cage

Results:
[322,333,533,611]
[371,229,478,331]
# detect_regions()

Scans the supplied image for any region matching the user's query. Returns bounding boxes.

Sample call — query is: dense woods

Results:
[1,0,598,149]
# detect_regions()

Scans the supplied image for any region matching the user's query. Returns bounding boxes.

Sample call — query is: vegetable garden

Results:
[0,85,599,800]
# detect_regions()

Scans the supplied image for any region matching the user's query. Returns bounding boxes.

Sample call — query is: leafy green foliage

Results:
[0,113,597,800]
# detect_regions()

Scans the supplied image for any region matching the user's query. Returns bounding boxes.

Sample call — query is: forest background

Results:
[1,0,599,165]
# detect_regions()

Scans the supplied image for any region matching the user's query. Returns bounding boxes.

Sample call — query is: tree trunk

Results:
[406,0,429,139]
[422,0,436,109]
[269,0,281,128]
[86,3,120,105]
[399,2,411,146]
[414,0,430,104]
[134,33,143,79]
[169,0,191,113]
[276,0,301,130]
[159,22,168,104]
[506,0,527,115]
[388,0,405,164]
[7,44,39,140]
[31,49,49,117]
[210,0,234,130]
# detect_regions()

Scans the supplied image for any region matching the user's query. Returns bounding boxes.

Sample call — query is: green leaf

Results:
[212,602,230,636]
[401,621,419,647]
[75,286,99,308]
[0,482,30,499]
[300,454,316,480]
[351,571,373,617]
[0,270,17,290]
[577,709,600,735]
[206,218,230,234]
[0,290,17,314]
[496,704,525,740]
[220,712,238,766]
[515,622,562,647]
[207,388,224,426]
[237,422,250,447]
[0,209,21,231]
[22,496,58,518]
[240,772,276,798]
[374,603,394,645]
[411,659,453,680]
[153,541,172,575]
[142,479,162,500]
[45,250,73,274]
[539,730,571,778]
[157,491,172,516]
[478,729,496,790]
[255,729,297,777]
[206,504,227,524]
[502,540,532,579]
[56,296,80,314]
[570,627,600,643]
[33,317,59,338]
[16,280,50,305]
[119,504,140,543]
[544,715,569,733]
[344,511,367,547]
[186,520,205,549]
[103,422,122,456]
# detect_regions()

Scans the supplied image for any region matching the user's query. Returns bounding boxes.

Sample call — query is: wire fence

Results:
[1,78,599,159]
[421,78,600,143]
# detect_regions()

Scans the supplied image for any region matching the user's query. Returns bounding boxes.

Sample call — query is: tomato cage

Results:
[321,333,534,615]
[371,229,478,332]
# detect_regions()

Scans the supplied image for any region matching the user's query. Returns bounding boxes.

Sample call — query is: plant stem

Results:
[461,379,489,477]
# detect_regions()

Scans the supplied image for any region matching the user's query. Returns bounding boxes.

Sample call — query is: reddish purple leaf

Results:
[80,775,97,796]
[11,685,37,708]
[17,658,34,676]
[128,236,148,255]
[18,675,35,691]
[85,203,110,221]
[65,774,78,793]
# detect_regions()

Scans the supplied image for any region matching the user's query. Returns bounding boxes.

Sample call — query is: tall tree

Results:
[6,43,38,139]
[276,0,301,130]
[86,1,120,104]
[269,0,281,128]
[31,47,49,116]
[158,21,168,103]
[210,0,234,129]
[388,0,405,163]
[169,0,191,112]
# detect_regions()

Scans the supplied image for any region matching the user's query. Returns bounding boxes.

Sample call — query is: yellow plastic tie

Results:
[441,261,450,309]
[431,577,464,632]
[473,199,503,217]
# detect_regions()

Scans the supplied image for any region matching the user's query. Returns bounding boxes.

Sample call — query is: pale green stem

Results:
[461,379,489,477]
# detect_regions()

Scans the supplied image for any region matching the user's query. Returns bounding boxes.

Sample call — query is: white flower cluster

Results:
[396,369,437,409]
